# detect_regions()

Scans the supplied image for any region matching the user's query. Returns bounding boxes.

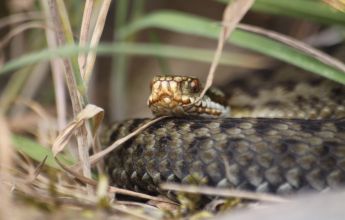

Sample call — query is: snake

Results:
[104,72,345,197]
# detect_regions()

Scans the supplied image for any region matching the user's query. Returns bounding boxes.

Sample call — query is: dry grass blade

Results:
[54,158,175,204]
[78,0,94,75]
[0,11,42,29]
[191,0,255,106]
[13,63,49,117]
[0,22,48,50]
[41,0,67,131]
[0,67,33,115]
[0,115,14,219]
[324,0,345,11]
[12,163,156,220]
[26,156,48,183]
[75,116,169,169]
[15,99,53,127]
[52,104,104,156]
[48,0,91,184]
[83,0,112,83]
[237,24,345,75]
[161,183,287,203]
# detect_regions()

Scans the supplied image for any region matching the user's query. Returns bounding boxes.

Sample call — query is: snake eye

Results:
[190,79,200,93]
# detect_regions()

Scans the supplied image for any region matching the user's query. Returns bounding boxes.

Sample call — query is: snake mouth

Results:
[148,94,193,107]
[147,75,230,117]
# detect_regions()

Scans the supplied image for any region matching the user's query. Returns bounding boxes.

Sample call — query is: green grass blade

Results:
[12,135,74,168]
[0,43,267,74]
[111,0,131,119]
[217,0,345,26]
[117,11,345,85]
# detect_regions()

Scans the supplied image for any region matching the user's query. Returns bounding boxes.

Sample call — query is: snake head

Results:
[147,75,229,117]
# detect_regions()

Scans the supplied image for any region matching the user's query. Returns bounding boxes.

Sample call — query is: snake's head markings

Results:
[148,75,230,117]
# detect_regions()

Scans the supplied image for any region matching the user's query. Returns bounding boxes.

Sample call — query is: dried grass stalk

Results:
[40,0,67,131]
[83,0,112,83]
[0,11,42,29]
[197,0,255,101]
[161,183,287,203]
[0,115,14,219]
[48,0,91,186]
[0,22,47,50]
[78,0,94,75]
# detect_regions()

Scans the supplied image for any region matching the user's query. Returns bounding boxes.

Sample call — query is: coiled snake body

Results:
[105,73,345,196]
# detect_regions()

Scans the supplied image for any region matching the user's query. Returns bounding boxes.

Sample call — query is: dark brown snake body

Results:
[105,72,345,196]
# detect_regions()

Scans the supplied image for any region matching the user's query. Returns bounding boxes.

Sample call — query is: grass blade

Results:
[217,0,345,26]
[117,11,345,84]
[0,42,269,74]
[12,135,73,168]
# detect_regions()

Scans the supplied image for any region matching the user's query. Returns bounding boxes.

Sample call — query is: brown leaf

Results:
[52,104,104,156]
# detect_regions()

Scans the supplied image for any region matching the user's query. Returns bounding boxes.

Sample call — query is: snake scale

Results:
[105,71,345,197]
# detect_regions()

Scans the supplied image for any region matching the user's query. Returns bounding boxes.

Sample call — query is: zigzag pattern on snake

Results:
[104,70,345,197]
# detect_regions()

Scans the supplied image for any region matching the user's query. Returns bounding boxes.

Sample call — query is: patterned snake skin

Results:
[105,71,345,196]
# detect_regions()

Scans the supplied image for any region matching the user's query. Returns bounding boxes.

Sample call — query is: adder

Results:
[104,71,345,197]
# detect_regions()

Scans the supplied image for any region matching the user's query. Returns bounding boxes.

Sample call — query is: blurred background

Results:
[1,0,345,132]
